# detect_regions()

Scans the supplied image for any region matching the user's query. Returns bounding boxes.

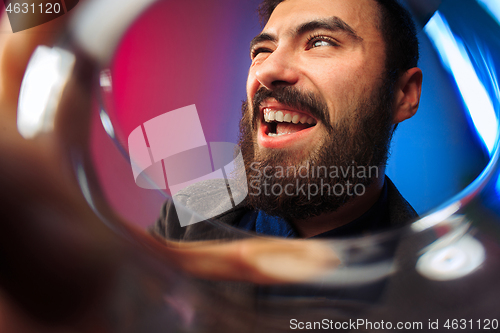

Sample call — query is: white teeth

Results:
[263,109,317,125]
[276,111,284,122]
[268,132,287,137]
[268,111,275,121]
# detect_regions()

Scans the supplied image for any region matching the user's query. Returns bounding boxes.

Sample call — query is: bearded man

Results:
[153,0,423,240]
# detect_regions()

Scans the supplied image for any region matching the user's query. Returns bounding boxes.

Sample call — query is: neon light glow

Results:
[477,0,500,26]
[424,12,498,155]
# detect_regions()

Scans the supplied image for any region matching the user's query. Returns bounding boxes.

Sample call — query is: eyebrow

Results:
[249,16,363,51]
[296,17,363,41]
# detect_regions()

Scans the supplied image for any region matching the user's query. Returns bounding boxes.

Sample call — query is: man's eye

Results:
[308,36,339,49]
[251,48,272,59]
[312,40,331,47]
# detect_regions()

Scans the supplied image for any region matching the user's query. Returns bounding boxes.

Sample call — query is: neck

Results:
[291,170,386,238]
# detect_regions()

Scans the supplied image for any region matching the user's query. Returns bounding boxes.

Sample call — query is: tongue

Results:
[276,122,312,135]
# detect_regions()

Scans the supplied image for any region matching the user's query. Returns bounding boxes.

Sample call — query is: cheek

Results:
[308,64,372,122]
[312,67,363,103]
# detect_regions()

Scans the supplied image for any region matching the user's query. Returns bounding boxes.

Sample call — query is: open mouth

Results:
[262,108,317,137]
[258,107,319,149]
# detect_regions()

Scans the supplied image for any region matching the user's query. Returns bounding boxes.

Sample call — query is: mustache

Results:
[251,86,333,132]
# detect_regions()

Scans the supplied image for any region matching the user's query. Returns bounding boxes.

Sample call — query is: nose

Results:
[254,48,299,90]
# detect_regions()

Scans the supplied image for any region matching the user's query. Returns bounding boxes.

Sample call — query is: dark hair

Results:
[258,0,419,82]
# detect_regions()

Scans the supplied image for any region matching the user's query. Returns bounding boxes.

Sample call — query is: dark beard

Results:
[238,80,395,221]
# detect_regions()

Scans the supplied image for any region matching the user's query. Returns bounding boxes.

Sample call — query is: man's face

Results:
[239,0,395,220]
[246,0,388,156]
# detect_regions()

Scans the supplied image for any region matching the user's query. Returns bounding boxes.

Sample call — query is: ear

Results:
[392,67,423,124]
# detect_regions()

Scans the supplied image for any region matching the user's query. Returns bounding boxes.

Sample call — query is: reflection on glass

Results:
[18,46,75,139]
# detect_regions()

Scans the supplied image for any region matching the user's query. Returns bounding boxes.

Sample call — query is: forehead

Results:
[264,0,381,39]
